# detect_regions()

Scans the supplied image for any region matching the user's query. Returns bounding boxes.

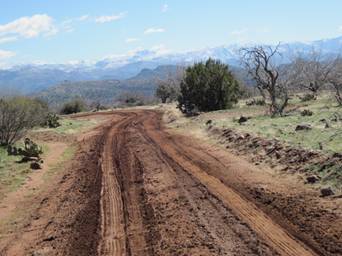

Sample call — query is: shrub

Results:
[155,79,180,103]
[60,99,86,115]
[22,138,43,158]
[43,113,61,128]
[178,59,240,114]
[246,98,266,106]
[155,83,172,103]
[116,92,150,107]
[301,109,313,116]
[299,94,316,102]
[7,138,43,160]
[0,97,48,146]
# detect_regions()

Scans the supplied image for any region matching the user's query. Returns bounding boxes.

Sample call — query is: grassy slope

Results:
[214,98,342,154]
[0,147,31,200]
[0,117,96,200]
[163,94,342,190]
[35,117,99,135]
[168,94,342,154]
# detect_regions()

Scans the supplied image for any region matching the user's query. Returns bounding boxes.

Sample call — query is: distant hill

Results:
[36,65,183,107]
[2,36,342,95]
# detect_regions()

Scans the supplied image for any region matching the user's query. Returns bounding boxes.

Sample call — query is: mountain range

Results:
[1,36,342,97]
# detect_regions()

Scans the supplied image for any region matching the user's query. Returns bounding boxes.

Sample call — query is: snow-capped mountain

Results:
[1,36,342,95]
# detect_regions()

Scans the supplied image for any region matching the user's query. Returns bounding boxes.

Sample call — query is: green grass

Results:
[165,94,342,190]
[0,115,93,201]
[35,117,98,135]
[44,144,76,180]
[213,102,342,154]
[0,147,31,200]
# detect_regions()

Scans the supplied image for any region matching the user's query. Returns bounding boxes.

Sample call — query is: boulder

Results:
[206,120,212,125]
[238,116,249,125]
[295,124,312,131]
[332,152,342,159]
[320,187,334,197]
[30,162,42,170]
[306,175,320,184]
[301,109,313,116]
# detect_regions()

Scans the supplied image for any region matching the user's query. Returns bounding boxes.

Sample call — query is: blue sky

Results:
[1,0,342,66]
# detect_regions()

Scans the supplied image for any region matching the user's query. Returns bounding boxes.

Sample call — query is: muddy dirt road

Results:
[96,110,320,256]
[1,110,340,255]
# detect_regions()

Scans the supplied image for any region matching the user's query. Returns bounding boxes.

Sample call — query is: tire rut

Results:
[97,110,321,256]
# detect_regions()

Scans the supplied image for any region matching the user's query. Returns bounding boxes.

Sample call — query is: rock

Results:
[332,152,342,159]
[301,109,313,116]
[30,162,42,170]
[306,175,320,184]
[238,116,249,125]
[320,187,334,197]
[42,235,56,242]
[318,142,323,150]
[206,120,212,125]
[295,124,312,131]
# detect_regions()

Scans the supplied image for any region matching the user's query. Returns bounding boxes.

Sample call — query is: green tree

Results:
[155,82,179,103]
[178,59,240,114]
[60,99,86,115]
[155,83,170,103]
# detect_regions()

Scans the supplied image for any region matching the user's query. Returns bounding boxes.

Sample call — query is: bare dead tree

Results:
[240,44,290,116]
[0,97,47,145]
[294,49,336,98]
[327,58,342,106]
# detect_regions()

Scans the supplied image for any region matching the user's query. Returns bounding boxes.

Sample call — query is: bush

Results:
[7,138,43,161]
[116,92,150,107]
[155,80,180,103]
[0,97,48,145]
[178,59,240,114]
[60,99,86,115]
[22,138,43,158]
[301,109,313,116]
[43,113,61,128]
[88,101,108,112]
[246,98,266,106]
[299,94,316,102]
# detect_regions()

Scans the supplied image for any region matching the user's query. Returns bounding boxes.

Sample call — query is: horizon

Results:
[1,0,342,67]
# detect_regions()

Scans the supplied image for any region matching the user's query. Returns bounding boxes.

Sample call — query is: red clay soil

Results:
[1,110,341,256]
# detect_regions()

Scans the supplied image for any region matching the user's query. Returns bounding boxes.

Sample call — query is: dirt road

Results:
[1,109,340,255]
[96,110,320,256]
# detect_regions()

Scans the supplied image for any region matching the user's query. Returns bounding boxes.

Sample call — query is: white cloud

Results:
[0,14,57,39]
[78,15,89,21]
[150,44,170,56]
[125,38,139,43]
[0,36,17,44]
[0,49,15,59]
[95,12,126,23]
[144,27,165,34]
[162,4,169,13]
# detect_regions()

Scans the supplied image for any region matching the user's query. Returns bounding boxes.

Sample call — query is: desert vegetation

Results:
[177,58,240,114]
[60,98,86,115]
[0,97,48,146]
[161,46,342,194]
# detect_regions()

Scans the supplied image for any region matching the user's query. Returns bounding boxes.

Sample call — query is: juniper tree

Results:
[178,58,240,114]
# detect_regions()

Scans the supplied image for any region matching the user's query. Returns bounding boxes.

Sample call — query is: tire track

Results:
[97,110,321,256]
[140,110,318,256]
[98,115,135,256]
